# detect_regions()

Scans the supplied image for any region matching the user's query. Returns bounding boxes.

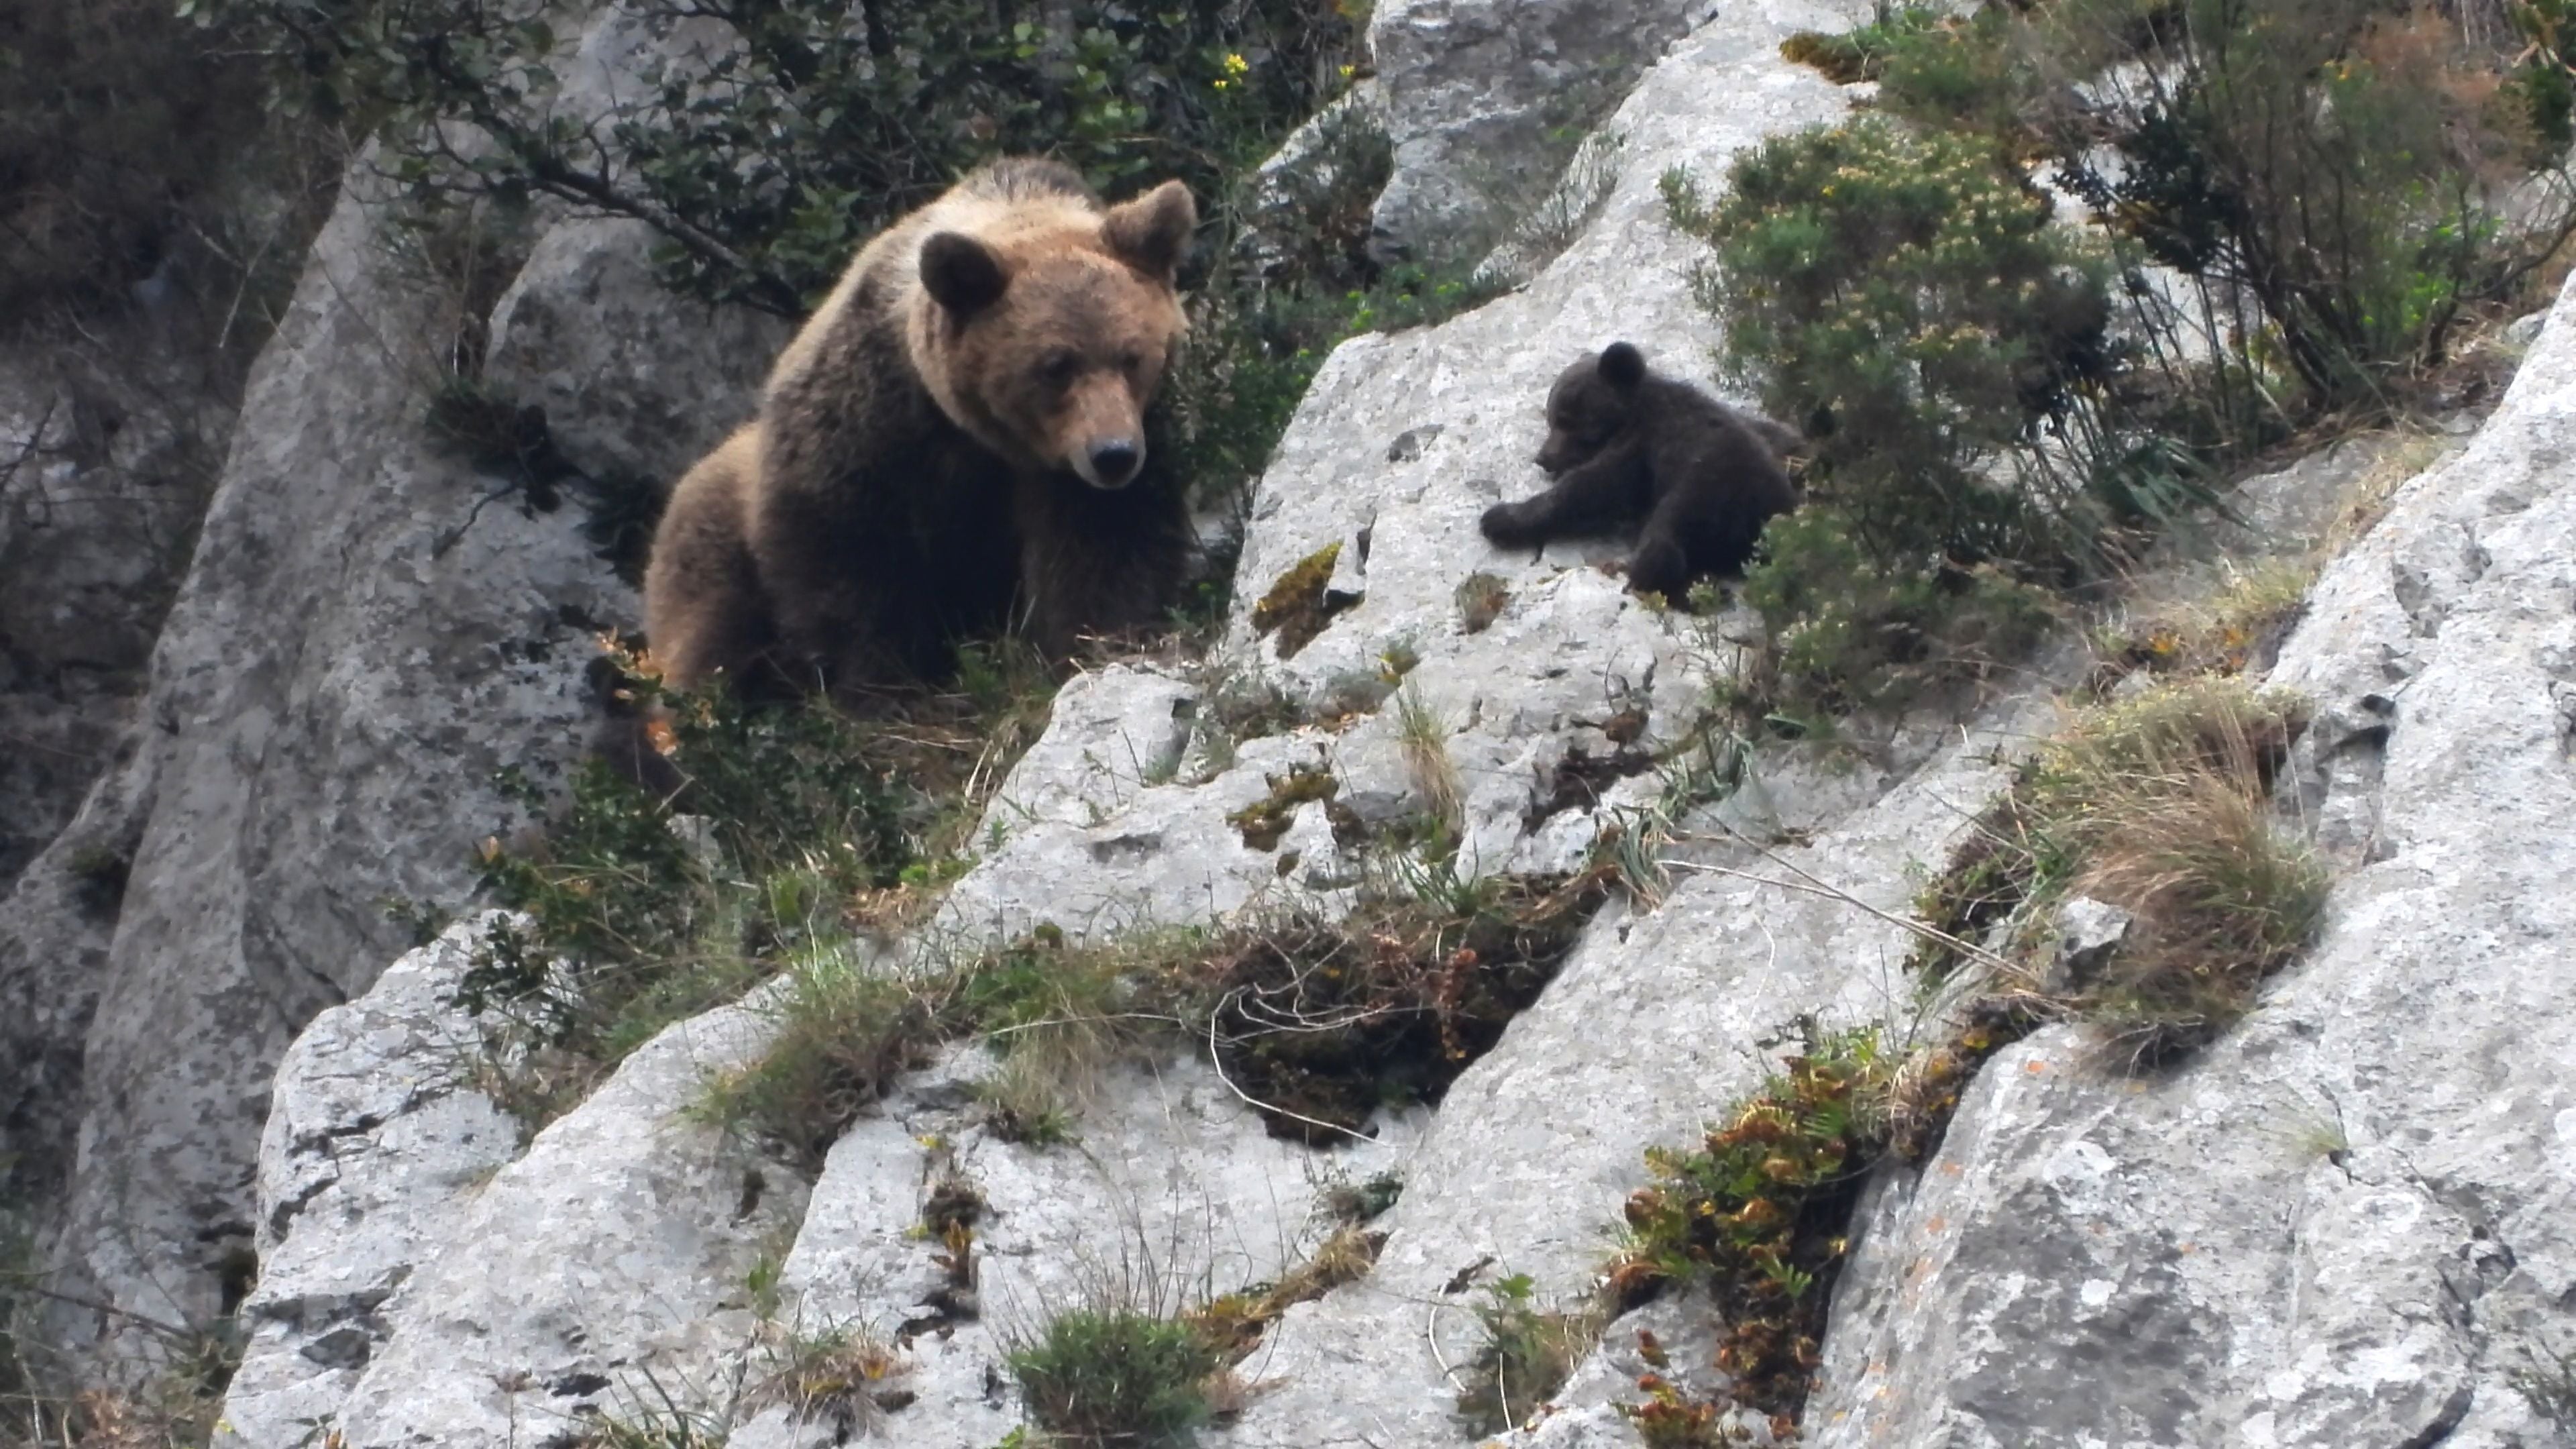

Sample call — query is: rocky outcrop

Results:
[1806,283,2576,1449]
[133,0,2576,1445]
[1365,0,1708,261]
[0,165,695,1375]
[210,1,2043,1443]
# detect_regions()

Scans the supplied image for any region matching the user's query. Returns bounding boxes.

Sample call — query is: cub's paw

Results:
[1625,539,1689,600]
[1479,502,1539,547]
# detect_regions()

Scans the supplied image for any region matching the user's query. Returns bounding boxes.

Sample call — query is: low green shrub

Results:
[1739,511,2061,716]
[1670,119,2143,717]
[1007,1307,1222,1448]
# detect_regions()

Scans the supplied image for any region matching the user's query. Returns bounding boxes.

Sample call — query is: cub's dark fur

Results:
[1480,341,1801,598]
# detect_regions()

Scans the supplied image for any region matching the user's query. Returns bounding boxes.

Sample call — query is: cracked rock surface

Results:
[0,153,649,1373]
[155,0,2576,1443]
[1809,279,2576,1448]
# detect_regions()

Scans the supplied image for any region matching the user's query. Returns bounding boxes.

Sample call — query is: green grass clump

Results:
[454,641,1055,1124]
[694,945,940,1171]
[1907,676,2330,1061]
[1007,1308,1223,1448]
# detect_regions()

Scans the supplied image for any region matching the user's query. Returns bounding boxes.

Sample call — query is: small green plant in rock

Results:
[1454,1273,1605,1435]
[743,1318,910,1434]
[1006,1307,1222,1448]
[1394,684,1465,836]
[1455,572,1512,633]
[693,941,939,1171]
[1611,1023,1892,1428]
[1320,1169,1405,1225]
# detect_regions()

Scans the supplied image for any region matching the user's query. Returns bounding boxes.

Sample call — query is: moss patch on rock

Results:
[1250,542,1354,659]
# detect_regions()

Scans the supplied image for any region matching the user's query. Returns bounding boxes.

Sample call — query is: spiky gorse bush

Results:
[1671,119,2127,716]
[1688,120,2126,564]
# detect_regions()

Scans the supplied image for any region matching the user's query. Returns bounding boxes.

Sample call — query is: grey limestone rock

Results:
[482,216,790,490]
[1365,0,1711,261]
[1807,266,2576,1449]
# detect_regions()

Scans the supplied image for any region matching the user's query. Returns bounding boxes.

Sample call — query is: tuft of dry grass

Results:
[2095,557,2317,682]
[1394,685,1465,836]
[2015,678,2328,1061]
[2064,756,2330,1060]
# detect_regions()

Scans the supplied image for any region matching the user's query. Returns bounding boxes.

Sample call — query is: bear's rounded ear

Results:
[1103,180,1198,282]
[922,232,1010,317]
[1599,342,1647,388]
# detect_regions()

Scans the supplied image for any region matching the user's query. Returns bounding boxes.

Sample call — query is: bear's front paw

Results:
[1625,539,1689,600]
[1480,502,1537,547]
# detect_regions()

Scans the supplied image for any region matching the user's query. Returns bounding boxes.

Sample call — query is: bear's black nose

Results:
[1088,439,1141,486]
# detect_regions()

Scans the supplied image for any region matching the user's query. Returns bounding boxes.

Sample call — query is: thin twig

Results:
[1661,826,2032,985]
[1203,1001,1375,1144]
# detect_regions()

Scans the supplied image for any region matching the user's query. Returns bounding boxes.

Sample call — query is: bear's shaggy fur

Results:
[1479,341,1801,598]
[643,157,1199,702]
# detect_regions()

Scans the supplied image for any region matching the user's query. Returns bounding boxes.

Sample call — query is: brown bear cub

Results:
[643,158,1199,703]
[1479,341,1801,599]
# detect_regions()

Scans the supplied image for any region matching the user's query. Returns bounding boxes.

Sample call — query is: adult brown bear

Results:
[643,158,1198,702]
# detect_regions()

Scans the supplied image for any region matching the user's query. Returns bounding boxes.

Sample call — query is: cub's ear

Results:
[1103,180,1198,281]
[922,232,1010,316]
[1599,341,1647,388]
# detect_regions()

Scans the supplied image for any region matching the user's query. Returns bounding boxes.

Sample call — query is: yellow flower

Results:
[1224,52,1250,75]
[1338,62,1356,79]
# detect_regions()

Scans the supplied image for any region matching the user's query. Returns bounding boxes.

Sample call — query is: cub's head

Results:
[915,180,1196,488]
[1535,341,1649,476]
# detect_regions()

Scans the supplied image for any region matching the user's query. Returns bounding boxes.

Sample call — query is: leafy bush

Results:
[1680,121,2131,567]
[1672,120,2133,714]
[1007,1307,1222,1447]
[1861,0,2576,413]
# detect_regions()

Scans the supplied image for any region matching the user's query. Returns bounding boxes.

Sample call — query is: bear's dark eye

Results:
[1118,348,1146,374]
[1038,350,1081,388]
